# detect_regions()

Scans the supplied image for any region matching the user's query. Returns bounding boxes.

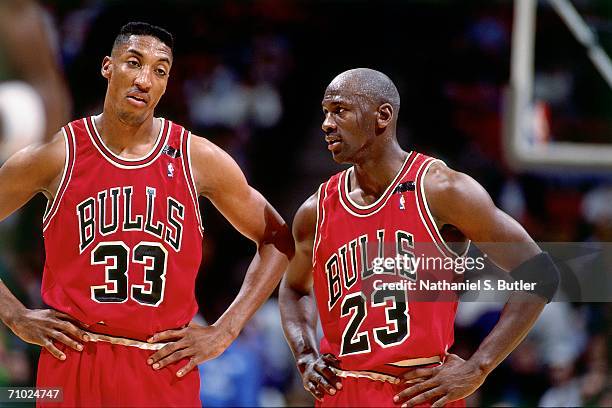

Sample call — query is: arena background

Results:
[0,0,610,406]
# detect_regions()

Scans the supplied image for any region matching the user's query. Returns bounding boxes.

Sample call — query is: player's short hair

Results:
[328,68,401,113]
[112,22,174,54]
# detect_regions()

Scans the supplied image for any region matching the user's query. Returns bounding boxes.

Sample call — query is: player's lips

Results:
[126,93,149,107]
[326,136,342,152]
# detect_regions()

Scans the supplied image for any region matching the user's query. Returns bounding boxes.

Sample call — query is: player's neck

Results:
[94,111,159,153]
[352,143,408,199]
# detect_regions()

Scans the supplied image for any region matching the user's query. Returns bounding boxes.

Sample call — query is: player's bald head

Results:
[325,68,400,113]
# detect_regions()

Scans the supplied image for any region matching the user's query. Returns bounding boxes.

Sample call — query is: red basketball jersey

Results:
[313,152,466,373]
[41,116,203,341]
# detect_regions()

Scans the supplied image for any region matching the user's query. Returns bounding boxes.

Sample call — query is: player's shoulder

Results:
[423,160,493,224]
[298,169,347,227]
[314,168,346,200]
[293,192,318,243]
[296,192,318,221]
[188,132,227,162]
[292,168,351,243]
[424,161,481,200]
[1,129,66,188]
[10,129,65,167]
[424,161,459,191]
[187,132,250,197]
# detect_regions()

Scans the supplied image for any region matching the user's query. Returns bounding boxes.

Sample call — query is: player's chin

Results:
[330,150,350,164]
[118,109,150,126]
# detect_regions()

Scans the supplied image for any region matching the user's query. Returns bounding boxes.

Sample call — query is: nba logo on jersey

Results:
[167,163,174,178]
[399,195,406,210]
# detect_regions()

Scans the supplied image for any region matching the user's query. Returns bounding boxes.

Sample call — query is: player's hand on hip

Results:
[393,354,486,407]
[297,353,343,401]
[146,322,235,377]
[8,309,89,360]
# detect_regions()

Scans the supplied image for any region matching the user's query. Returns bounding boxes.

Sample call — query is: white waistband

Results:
[330,355,443,384]
[85,331,168,350]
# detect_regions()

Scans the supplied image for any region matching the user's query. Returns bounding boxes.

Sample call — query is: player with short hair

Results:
[280,68,558,407]
[0,21,292,406]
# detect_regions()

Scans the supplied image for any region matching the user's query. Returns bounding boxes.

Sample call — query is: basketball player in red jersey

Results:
[280,68,558,407]
[0,22,292,406]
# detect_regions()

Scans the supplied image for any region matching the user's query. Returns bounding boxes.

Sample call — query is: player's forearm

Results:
[467,292,545,375]
[214,241,290,338]
[0,279,28,329]
[279,280,320,361]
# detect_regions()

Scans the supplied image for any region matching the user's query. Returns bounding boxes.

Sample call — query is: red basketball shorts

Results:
[315,376,465,408]
[36,340,200,407]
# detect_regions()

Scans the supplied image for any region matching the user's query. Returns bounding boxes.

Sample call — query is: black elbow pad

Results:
[509,252,560,303]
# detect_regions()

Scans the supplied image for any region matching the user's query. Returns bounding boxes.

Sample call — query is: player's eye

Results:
[127,60,140,67]
[156,68,167,76]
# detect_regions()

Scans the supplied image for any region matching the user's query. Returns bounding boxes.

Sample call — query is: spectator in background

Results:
[0,0,71,160]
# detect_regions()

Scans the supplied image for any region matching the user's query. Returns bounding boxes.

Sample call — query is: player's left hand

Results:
[146,322,236,377]
[393,354,486,407]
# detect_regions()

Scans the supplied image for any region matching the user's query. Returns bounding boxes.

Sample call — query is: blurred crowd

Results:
[0,0,610,406]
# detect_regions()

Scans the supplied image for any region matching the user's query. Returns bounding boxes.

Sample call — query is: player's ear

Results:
[376,103,393,129]
[101,56,112,79]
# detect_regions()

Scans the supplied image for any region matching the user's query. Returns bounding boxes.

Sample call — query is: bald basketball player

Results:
[280,68,559,407]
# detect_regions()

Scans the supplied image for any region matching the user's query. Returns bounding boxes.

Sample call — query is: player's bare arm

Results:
[279,193,342,401]
[147,135,293,377]
[394,162,549,407]
[0,134,90,361]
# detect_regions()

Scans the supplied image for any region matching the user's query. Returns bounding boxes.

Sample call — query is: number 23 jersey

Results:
[312,152,465,372]
[41,116,203,340]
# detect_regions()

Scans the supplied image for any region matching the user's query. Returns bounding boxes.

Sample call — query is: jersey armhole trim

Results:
[182,131,204,235]
[43,124,76,232]
[312,180,329,267]
[415,159,471,258]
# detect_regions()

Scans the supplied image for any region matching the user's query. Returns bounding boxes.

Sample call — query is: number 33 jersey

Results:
[313,152,466,372]
[41,117,203,340]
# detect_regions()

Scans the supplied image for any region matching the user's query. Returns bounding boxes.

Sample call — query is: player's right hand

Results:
[297,353,343,401]
[8,309,89,360]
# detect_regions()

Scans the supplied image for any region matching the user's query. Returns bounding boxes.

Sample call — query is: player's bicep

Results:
[0,136,64,221]
[426,166,540,270]
[283,195,318,294]
[284,241,315,294]
[211,183,270,241]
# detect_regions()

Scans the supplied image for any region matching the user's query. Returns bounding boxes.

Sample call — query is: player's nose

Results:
[322,114,336,134]
[134,68,152,92]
